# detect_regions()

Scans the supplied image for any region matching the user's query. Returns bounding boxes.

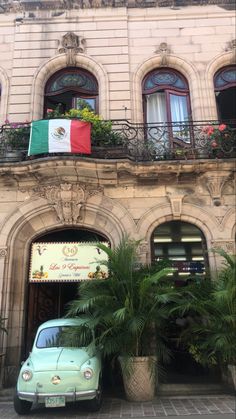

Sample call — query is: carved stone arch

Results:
[0,194,136,379]
[132,54,200,122]
[206,51,235,120]
[30,54,109,121]
[0,66,10,124]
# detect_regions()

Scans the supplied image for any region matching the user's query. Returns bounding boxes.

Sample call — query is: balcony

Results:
[0,120,235,163]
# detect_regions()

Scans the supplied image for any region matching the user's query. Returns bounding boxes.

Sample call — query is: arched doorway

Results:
[151,221,220,383]
[26,227,108,356]
[214,65,236,124]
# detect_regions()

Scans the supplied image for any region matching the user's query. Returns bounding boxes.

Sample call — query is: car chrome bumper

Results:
[18,389,97,403]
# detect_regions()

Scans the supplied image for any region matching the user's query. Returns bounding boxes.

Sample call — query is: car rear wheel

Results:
[13,389,32,415]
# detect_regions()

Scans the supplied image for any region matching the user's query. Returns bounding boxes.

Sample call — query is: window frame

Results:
[142,68,192,125]
[44,67,99,115]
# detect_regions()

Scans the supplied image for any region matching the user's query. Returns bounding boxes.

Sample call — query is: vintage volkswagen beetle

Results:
[14,318,102,415]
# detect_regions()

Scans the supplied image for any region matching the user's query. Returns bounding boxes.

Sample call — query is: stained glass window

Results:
[47,71,98,94]
[214,66,236,89]
[143,69,188,93]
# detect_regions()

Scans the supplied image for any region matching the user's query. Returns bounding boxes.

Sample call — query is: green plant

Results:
[46,106,124,147]
[66,238,179,364]
[178,248,236,368]
[65,108,124,146]
[201,124,235,158]
[4,121,30,150]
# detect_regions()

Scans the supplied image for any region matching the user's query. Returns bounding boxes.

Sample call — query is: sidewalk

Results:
[0,393,235,418]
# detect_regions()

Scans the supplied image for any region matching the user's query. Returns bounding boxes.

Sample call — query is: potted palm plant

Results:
[177,248,236,390]
[67,238,180,401]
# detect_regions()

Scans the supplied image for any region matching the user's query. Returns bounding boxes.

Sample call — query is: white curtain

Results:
[170,94,190,142]
[146,92,167,123]
[146,93,168,145]
[170,94,188,129]
[146,92,190,146]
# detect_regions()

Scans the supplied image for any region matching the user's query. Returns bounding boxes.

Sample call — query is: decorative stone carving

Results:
[137,240,149,265]
[34,183,103,224]
[203,171,232,206]
[155,42,171,65]
[58,32,86,65]
[137,240,148,256]
[167,194,185,218]
[211,240,235,254]
[44,183,85,224]
[0,247,7,258]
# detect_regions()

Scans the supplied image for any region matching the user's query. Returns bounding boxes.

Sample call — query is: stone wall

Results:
[0,5,235,123]
[0,3,235,388]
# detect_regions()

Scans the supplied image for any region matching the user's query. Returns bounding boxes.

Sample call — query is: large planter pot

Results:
[221,364,236,391]
[227,365,236,390]
[119,356,156,402]
[4,150,23,162]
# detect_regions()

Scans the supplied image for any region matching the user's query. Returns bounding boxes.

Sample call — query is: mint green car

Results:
[14,318,102,415]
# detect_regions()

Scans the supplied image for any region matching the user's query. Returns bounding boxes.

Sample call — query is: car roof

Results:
[36,318,85,331]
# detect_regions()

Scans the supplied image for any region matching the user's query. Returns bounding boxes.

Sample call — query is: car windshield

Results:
[36,326,81,349]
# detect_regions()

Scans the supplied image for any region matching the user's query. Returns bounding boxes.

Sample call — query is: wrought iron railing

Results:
[0,120,235,163]
[0,0,235,12]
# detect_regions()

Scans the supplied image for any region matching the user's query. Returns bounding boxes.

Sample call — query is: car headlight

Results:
[21,370,33,381]
[83,368,94,380]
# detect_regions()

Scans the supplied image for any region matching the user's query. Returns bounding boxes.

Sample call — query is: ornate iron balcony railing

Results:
[0,120,235,163]
[0,0,235,12]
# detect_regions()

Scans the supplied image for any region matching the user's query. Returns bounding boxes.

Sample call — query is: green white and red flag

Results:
[28,119,91,156]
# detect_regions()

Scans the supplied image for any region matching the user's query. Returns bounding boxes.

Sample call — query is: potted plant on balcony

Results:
[67,238,179,401]
[46,106,126,155]
[3,121,30,161]
[200,123,235,158]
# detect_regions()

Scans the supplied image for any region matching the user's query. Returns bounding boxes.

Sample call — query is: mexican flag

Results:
[28,119,91,156]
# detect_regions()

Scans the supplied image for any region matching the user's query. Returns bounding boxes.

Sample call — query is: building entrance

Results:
[151,221,220,384]
[25,228,108,357]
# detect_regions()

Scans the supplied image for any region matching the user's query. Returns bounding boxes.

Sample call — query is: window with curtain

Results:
[142,68,192,146]
[44,67,98,117]
[214,66,236,125]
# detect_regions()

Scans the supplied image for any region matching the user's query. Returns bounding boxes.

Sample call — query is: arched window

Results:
[143,68,191,124]
[151,221,208,285]
[142,68,192,145]
[214,65,236,123]
[44,67,98,116]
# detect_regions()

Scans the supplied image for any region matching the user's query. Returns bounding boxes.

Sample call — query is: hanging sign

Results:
[29,242,109,282]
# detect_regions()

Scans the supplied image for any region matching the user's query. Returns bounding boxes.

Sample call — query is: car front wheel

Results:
[87,376,103,412]
[13,389,32,415]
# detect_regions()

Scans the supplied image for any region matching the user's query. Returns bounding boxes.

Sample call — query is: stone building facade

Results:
[0,0,235,388]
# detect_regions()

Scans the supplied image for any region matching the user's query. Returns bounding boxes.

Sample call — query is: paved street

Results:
[0,394,235,419]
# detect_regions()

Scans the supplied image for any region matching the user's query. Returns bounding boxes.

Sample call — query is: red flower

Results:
[207,127,214,136]
[218,124,226,131]
[211,141,218,148]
